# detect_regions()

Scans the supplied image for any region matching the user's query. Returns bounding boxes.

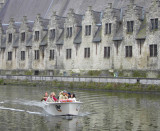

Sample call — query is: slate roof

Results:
[56,29,64,45]
[113,23,123,41]
[92,10,101,24]
[0,0,152,24]
[2,24,8,34]
[93,25,102,43]
[27,22,34,32]
[74,26,82,44]
[136,17,146,40]
[12,34,19,48]
[26,33,32,47]
[40,30,48,46]
[74,14,83,26]
[1,35,6,48]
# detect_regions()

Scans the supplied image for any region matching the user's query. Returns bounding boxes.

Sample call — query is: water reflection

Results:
[0,85,160,130]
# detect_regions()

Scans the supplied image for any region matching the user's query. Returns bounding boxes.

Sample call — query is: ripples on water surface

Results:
[0,85,160,131]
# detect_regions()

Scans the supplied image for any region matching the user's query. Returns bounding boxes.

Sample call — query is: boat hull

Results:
[43,102,82,116]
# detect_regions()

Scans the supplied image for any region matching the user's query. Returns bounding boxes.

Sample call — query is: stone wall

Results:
[0,0,160,77]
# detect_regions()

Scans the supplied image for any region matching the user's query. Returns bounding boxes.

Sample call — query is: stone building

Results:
[0,0,159,77]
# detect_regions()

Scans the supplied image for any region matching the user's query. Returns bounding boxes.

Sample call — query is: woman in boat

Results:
[41,92,48,101]
[47,92,58,102]
[70,93,76,101]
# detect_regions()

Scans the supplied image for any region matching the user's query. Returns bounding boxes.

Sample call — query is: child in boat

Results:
[41,92,48,101]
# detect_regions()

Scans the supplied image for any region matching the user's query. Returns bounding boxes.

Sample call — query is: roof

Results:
[40,30,48,46]
[74,26,82,44]
[93,25,102,43]
[136,17,146,40]
[1,35,6,48]
[0,0,153,24]
[26,33,32,47]
[12,34,19,48]
[56,29,64,45]
[92,10,101,24]
[113,23,123,41]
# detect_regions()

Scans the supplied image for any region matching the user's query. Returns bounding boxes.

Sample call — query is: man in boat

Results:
[41,92,48,101]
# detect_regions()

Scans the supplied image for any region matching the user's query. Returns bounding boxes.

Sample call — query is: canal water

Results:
[0,85,160,131]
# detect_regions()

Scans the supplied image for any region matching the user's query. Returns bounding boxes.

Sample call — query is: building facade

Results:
[0,1,160,77]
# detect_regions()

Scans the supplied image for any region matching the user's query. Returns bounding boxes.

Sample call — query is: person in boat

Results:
[67,92,71,98]
[46,92,58,102]
[41,92,48,101]
[59,90,68,100]
[70,93,76,101]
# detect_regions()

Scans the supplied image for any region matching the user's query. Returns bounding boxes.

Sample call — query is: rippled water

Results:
[0,85,160,131]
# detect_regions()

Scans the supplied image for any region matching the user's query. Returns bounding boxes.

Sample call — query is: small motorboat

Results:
[42,99,83,116]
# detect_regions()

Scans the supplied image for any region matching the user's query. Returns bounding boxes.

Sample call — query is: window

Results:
[137,40,145,55]
[35,50,39,60]
[105,23,112,34]
[151,18,158,30]
[127,21,134,33]
[125,46,132,57]
[150,44,157,57]
[85,25,91,36]
[66,27,72,38]
[50,29,55,40]
[84,48,90,58]
[66,49,72,59]
[8,52,12,60]
[35,31,39,41]
[49,50,54,60]
[104,47,110,58]
[21,51,25,60]
[8,33,12,43]
[21,32,25,42]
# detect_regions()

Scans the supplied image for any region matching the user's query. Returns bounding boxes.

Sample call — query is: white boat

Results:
[42,100,83,116]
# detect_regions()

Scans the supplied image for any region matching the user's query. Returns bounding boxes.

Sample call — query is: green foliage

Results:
[25,71,33,75]
[0,79,4,85]
[87,70,101,76]
[132,71,147,78]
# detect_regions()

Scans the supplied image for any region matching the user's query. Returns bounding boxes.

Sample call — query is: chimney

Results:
[108,3,112,9]
[88,6,92,11]
[69,8,74,14]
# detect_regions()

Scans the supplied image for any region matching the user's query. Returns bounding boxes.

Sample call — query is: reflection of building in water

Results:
[0,0,160,77]
[45,116,82,131]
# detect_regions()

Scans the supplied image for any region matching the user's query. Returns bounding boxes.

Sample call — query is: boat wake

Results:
[0,106,44,116]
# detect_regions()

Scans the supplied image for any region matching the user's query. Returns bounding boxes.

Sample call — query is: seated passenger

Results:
[47,92,57,102]
[68,92,71,98]
[41,92,48,101]
[70,93,76,101]
[59,90,68,100]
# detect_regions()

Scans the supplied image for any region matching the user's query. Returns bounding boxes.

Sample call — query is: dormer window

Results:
[151,18,158,30]
[8,33,12,43]
[35,31,39,41]
[66,27,72,38]
[85,25,91,36]
[21,32,25,42]
[50,29,55,40]
[105,23,111,34]
[127,21,134,33]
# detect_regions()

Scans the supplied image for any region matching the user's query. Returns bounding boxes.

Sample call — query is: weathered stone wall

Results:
[0,0,160,77]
